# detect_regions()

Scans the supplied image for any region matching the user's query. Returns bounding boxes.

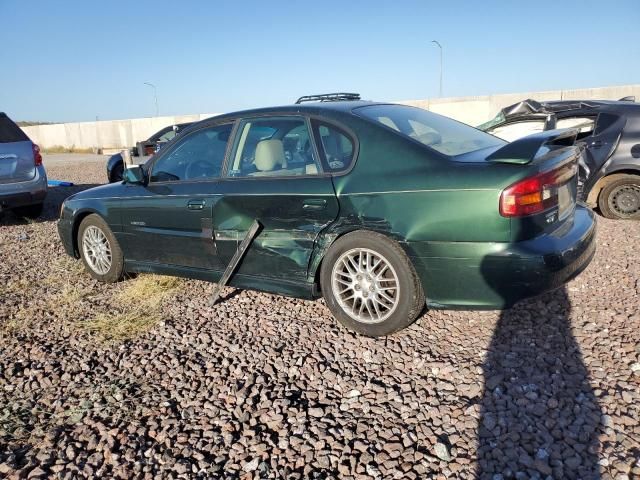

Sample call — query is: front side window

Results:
[228,116,321,177]
[356,104,504,156]
[150,123,232,182]
[311,121,355,172]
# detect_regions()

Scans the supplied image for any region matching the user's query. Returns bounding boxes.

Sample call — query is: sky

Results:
[1,0,639,122]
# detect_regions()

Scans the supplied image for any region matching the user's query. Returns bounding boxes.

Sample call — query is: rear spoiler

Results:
[487,128,578,165]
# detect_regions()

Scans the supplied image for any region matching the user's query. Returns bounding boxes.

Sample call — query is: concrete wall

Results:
[22,84,640,151]
[403,84,640,127]
[23,113,218,152]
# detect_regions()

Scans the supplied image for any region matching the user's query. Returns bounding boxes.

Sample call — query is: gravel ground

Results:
[1,154,639,479]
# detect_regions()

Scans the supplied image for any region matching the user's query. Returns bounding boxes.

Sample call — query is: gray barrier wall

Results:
[21,84,640,151]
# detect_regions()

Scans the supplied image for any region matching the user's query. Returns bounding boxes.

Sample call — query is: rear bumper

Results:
[407,206,597,309]
[0,166,47,211]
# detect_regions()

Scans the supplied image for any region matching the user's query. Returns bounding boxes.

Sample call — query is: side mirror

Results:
[123,165,147,185]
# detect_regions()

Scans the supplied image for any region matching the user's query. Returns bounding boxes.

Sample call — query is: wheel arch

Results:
[71,209,102,257]
[308,226,409,295]
[586,168,640,207]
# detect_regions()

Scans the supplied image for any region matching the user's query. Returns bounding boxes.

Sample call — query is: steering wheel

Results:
[185,159,212,179]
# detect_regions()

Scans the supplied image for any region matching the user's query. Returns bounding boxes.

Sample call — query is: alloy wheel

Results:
[331,248,400,324]
[82,225,112,275]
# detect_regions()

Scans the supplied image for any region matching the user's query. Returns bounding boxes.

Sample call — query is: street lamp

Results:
[143,82,159,117]
[431,40,443,97]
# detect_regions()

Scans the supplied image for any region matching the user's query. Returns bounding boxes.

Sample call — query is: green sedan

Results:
[57,93,596,336]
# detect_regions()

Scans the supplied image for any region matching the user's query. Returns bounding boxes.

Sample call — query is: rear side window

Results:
[311,121,355,173]
[228,116,321,177]
[356,104,503,156]
[0,114,29,143]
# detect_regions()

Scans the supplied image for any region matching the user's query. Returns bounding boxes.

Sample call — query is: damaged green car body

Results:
[58,97,596,335]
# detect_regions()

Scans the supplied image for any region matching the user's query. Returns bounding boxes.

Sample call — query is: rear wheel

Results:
[13,203,43,219]
[78,214,124,282]
[598,174,640,219]
[320,231,425,336]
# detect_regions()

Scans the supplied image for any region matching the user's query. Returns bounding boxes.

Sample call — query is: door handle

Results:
[590,140,604,148]
[187,200,206,210]
[303,199,327,210]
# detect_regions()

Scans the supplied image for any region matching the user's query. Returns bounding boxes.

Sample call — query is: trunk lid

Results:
[485,128,582,240]
[0,140,36,184]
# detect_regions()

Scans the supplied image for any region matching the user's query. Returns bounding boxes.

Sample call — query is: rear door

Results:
[0,114,35,184]
[211,115,339,283]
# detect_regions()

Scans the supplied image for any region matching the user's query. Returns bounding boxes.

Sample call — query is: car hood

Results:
[68,181,128,201]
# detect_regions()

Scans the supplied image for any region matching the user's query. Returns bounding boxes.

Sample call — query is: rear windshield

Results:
[356,104,504,156]
[0,114,30,143]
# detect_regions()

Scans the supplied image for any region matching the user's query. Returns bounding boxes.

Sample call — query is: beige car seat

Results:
[252,139,286,176]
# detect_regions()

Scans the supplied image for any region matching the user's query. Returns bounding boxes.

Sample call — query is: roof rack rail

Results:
[295,93,361,104]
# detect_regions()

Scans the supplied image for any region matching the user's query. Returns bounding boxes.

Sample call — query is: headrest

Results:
[254,139,285,171]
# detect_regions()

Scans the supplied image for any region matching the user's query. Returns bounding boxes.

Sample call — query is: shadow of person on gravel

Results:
[476,286,603,479]
[0,183,100,225]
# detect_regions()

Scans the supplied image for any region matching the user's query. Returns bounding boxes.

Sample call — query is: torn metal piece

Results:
[209,219,261,306]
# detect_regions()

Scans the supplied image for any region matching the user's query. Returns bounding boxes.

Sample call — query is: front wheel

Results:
[320,231,425,336]
[598,174,640,219]
[78,214,124,282]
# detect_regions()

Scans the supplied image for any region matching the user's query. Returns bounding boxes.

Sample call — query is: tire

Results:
[598,174,640,220]
[110,161,124,183]
[13,203,44,219]
[320,230,425,336]
[78,214,124,282]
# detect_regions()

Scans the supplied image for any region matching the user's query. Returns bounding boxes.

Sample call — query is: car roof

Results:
[199,100,386,124]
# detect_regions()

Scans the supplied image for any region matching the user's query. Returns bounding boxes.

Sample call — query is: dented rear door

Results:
[211,177,339,283]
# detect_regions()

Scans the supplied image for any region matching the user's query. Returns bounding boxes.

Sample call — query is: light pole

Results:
[431,40,443,97]
[143,82,159,116]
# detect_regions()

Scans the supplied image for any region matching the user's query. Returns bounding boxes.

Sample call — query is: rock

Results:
[433,443,451,462]
[243,458,259,472]
[308,408,324,418]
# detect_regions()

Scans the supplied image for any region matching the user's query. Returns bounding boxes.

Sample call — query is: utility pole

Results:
[143,82,159,116]
[431,40,443,97]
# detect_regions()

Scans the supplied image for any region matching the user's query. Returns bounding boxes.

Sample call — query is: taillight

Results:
[500,163,577,217]
[33,144,43,166]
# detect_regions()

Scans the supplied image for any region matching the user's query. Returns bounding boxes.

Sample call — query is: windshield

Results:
[356,104,504,156]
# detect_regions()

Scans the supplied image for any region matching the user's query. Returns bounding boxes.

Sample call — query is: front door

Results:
[120,122,234,270]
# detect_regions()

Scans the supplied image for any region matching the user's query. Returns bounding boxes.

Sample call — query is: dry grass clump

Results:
[79,274,183,342]
[2,253,183,343]
[42,145,95,154]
